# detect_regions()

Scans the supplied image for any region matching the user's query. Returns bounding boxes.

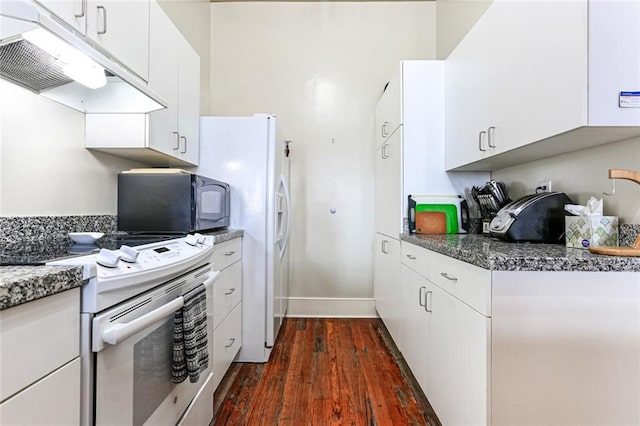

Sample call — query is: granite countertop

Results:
[401,233,640,272]
[0,229,244,311]
[0,266,84,310]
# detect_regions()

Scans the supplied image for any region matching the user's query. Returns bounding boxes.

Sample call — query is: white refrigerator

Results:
[198,114,291,362]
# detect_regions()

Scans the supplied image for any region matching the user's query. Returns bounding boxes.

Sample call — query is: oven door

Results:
[91,268,219,426]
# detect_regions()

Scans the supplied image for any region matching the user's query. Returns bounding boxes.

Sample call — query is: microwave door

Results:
[197,184,228,224]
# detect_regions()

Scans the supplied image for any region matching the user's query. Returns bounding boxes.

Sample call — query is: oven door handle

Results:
[203,270,221,291]
[102,297,185,347]
[100,270,220,347]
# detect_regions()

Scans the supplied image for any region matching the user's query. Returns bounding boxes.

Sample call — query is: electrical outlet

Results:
[537,180,552,193]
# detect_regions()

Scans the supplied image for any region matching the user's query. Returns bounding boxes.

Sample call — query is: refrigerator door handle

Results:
[279,173,291,259]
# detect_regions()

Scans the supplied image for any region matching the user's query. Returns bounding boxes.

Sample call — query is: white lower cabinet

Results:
[397,241,640,425]
[399,242,489,425]
[399,264,430,391]
[0,358,81,425]
[427,283,490,426]
[374,233,401,345]
[491,271,640,426]
[211,238,243,391]
[0,288,81,425]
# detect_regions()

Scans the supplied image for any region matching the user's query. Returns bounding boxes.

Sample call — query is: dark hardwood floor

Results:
[212,318,440,425]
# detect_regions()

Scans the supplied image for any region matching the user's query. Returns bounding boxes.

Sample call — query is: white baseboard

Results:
[286,297,378,318]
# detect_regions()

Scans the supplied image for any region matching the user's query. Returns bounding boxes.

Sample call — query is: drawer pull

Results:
[225,338,236,348]
[406,254,416,260]
[224,288,236,295]
[440,272,458,282]
[225,251,236,256]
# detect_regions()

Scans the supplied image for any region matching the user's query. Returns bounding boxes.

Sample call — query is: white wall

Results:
[0,80,144,216]
[436,0,491,59]
[492,138,640,224]
[209,1,436,313]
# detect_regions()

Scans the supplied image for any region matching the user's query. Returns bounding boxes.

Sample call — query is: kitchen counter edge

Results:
[400,233,640,272]
[0,230,244,311]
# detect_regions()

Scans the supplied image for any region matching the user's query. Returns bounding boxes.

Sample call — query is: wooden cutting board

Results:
[589,234,640,256]
[415,211,447,234]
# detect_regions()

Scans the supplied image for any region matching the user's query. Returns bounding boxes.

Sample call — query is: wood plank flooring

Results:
[212,318,440,425]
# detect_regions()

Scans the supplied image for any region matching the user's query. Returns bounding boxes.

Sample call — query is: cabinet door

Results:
[374,65,402,150]
[375,129,401,238]
[487,0,587,155]
[86,0,150,81]
[176,35,200,165]
[35,0,86,34]
[373,234,400,345]
[147,0,180,157]
[428,284,490,426]
[399,264,429,391]
[444,10,491,170]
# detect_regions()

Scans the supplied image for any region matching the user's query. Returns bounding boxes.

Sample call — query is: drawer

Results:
[213,261,242,329]
[0,288,80,401]
[213,238,242,271]
[428,251,491,316]
[0,357,81,425]
[212,303,241,391]
[401,241,429,279]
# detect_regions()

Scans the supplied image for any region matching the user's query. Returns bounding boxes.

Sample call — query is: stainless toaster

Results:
[489,192,572,243]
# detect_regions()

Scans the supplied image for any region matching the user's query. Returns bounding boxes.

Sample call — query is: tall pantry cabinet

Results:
[373,61,487,346]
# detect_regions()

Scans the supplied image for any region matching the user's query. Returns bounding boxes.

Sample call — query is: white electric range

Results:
[48,233,220,426]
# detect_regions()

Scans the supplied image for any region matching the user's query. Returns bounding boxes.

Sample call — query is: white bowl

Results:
[68,232,105,244]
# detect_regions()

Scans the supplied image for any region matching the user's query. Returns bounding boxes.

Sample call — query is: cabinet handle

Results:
[172,132,180,150]
[487,126,496,148]
[418,286,426,307]
[74,0,86,18]
[180,136,187,154]
[381,144,389,159]
[97,6,107,35]
[440,272,458,282]
[478,130,487,152]
[382,121,389,137]
[381,240,389,254]
[224,288,236,295]
[225,338,236,348]
[425,290,432,313]
[224,251,235,256]
[406,254,416,260]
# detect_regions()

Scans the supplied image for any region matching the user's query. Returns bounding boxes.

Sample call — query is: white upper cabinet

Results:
[446,0,640,172]
[375,128,402,239]
[148,0,201,165]
[85,0,150,81]
[374,67,401,151]
[85,0,200,166]
[34,0,87,34]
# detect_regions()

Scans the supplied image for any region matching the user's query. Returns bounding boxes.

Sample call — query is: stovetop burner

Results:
[0,233,186,266]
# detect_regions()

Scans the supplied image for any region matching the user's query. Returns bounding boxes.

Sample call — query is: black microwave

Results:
[117,172,230,233]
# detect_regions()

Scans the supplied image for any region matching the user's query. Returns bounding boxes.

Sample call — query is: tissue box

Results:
[565,216,619,249]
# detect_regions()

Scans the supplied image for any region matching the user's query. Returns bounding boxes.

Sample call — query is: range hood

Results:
[0,0,166,113]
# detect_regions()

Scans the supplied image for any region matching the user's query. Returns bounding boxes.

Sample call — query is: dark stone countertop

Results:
[401,232,640,272]
[0,229,244,311]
